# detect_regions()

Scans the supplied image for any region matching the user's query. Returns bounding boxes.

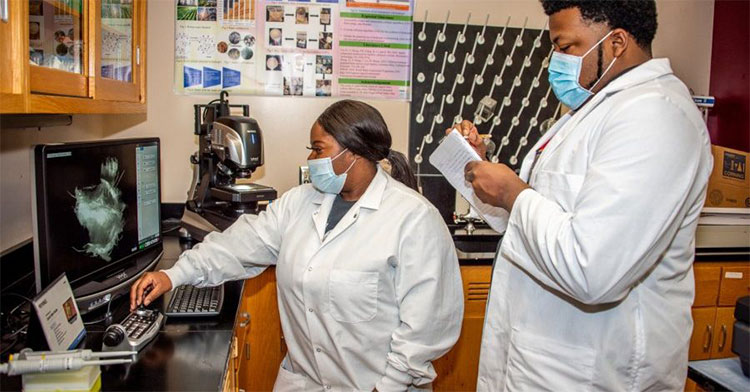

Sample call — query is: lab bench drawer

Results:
[718,266,750,306]
[693,265,721,307]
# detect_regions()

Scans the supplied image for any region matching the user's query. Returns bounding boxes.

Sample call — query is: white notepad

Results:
[429,130,509,233]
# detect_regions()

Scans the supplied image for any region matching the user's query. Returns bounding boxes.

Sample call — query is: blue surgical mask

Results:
[548,31,617,110]
[308,148,357,194]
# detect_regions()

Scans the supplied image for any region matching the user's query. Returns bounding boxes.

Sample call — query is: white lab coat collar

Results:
[311,165,388,209]
[598,58,674,96]
[536,58,674,165]
[311,165,388,243]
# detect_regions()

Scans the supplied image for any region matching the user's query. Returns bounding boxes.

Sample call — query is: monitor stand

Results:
[74,244,163,315]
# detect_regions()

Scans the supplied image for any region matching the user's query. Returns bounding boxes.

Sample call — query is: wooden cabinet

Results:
[234,268,285,392]
[230,265,492,392]
[693,265,721,307]
[0,0,146,114]
[228,261,746,389]
[710,307,736,359]
[689,307,716,360]
[688,261,749,361]
[0,0,28,112]
[717,265,750,306]
[684,377,709,392]
[222,336,239,392]
[433,265,492,391]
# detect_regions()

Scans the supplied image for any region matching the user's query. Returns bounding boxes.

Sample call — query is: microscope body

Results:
[182,93,277,240]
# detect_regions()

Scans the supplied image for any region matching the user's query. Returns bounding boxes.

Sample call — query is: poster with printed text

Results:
[173,0,413,100]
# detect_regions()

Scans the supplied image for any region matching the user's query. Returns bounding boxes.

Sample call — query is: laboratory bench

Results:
[0,235,245,391]
[688,358,750,391]
[2,221,746,391]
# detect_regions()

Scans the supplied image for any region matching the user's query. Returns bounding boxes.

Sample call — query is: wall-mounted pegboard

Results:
[408,12,561,222]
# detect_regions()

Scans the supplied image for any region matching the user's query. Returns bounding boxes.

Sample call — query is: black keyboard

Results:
[166,285,224,317]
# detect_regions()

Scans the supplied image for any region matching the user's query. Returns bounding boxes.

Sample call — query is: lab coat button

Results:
[325,385,331,390]
[308,267,313,271]
[308,308,313,312]
[316,347,322,352]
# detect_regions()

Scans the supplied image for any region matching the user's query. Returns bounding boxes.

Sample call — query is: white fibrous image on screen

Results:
[72,157,126,261]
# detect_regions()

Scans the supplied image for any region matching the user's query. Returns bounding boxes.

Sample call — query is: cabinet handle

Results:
[239,312,250,328]
[718,325,727,351]
[703,325,713,351]
[244,342,250,361]
[1,0,8,23]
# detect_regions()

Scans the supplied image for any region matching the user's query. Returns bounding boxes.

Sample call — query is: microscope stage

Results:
[211,183,277,203]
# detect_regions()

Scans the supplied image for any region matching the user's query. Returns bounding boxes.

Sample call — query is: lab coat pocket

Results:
[329,270,379,323]
[273,364,307,392]
[504,329,596,391]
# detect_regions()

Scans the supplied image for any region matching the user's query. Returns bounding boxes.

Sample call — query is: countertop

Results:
[1,235,244,391]
[689,358,750,391]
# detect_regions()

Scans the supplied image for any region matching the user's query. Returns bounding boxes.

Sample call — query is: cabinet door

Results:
[684,377,709,392]
[233,281,251,379]
[693,264,721,307]
[718,265,750,306]
[222,336,238,392]
[433,265,491,391]
[689,308,716,360]
[237,268,283,392]
[711,307,737,359]
[0,0,28,111]
[28,0,89,97]
[93,0,143,102]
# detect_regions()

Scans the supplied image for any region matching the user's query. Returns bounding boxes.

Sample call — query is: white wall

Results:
[0,0,715,252]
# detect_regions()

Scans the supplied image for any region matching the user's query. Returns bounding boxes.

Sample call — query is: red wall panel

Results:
[707,0,749,152]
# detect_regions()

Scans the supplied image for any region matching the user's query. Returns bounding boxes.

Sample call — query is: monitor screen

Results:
[33,138,161,293]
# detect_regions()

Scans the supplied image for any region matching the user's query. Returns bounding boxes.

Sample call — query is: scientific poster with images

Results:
[174,0,413,100]
[175,0,258,94]
[101,0,134,82]
[28,0,84,74]
[258,0,339,97]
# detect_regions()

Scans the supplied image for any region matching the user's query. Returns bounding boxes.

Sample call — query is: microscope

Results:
[181,91,277,240]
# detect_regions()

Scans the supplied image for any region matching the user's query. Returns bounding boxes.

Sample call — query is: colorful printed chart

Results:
[173,0,413,100]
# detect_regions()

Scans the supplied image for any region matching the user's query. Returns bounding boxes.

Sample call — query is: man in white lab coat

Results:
[457,1,713,390]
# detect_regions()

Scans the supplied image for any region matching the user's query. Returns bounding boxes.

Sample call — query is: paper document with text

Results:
[429,130,509,233]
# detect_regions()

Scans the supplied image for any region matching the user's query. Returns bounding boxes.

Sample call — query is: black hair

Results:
[540,0,657,49]
[316,100,418,191]
[56,43,68,56]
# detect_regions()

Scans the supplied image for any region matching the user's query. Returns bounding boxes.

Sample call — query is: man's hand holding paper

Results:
[430,129,505,233]
[464,161,531,211]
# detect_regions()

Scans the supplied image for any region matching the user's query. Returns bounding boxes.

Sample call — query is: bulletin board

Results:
[173,0,414,99]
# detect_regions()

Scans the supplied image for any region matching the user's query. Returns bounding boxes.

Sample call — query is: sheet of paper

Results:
[429,130,509,233]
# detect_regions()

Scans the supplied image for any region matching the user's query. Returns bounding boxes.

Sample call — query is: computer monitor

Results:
[32,138,163,315]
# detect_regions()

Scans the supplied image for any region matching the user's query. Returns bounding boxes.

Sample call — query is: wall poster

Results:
[174,0,413,100]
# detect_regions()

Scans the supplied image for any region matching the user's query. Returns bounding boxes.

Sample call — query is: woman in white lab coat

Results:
[130,100,464,391]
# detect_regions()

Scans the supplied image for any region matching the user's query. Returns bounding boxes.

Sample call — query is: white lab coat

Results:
[477,59,713,391]
[164,167,464,392]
